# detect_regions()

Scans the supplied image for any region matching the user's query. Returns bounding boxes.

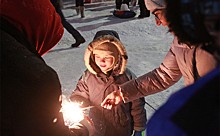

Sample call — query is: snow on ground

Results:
[43,0,185,120]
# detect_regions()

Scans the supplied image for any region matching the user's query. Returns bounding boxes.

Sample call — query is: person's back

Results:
[70,30,147,136]
[0,0,94,135]
[146,66,220,136]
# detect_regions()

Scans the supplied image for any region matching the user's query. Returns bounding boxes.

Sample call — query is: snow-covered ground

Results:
[43,0,184,120]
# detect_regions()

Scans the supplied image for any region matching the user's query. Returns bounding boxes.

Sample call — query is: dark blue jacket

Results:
[146,66,220,136]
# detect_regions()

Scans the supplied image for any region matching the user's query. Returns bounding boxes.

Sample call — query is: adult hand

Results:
[101,89,123,110]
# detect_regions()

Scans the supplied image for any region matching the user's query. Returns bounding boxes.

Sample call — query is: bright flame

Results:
[61,101,84,128]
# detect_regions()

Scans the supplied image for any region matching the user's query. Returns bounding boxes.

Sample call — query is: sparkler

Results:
[81,106,96,110]
[60,101,85,128]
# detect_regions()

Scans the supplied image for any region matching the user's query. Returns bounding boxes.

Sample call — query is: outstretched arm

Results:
[102,42,182,109]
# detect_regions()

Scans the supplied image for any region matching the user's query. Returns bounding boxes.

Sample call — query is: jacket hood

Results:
[0,0,64,56]
[84,30,128,76]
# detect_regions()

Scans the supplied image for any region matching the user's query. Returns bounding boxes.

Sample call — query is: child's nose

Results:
[100,58,105,62]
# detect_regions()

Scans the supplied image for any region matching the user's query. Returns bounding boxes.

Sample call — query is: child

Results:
[70,30,147,136]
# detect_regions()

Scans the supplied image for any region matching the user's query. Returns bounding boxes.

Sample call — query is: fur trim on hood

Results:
[84,32,128,76]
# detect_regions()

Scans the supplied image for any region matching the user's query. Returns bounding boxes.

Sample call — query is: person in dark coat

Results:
[0,0,94,135]
[138,0,150,18]
[75,0,85,18]
[70,30,147,136]
[50,0,86,47]
[146,0,220,135]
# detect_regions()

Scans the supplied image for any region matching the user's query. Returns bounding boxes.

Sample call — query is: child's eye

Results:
[95,55,100,59]
[105,57,112,61]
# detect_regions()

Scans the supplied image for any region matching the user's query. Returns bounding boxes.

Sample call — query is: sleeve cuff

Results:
[134,126,146,132]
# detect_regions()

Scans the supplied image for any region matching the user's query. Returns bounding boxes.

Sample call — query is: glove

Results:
[133,131,143,136]
[69,115,95,136]
[79,115,95,136]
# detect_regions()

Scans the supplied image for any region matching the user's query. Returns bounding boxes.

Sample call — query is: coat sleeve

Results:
[70,70,91,108]
[124,69,147,131]
[121,42,182,103]
[131,97,147,131]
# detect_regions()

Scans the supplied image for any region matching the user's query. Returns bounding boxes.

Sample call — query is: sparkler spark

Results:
[61,101,84,128]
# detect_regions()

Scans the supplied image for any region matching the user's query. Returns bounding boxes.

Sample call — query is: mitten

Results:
[80,115,95,136]
[71,115,95,136]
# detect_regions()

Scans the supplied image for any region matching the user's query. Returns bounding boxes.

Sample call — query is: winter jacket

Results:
[0,0,89,135]
[70,30,147,136]
[146,66,220,136]
[120,36,218,102]
[51,0,62,11]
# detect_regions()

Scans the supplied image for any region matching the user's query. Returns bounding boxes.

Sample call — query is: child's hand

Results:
[101,89,123,109]
[70,115,95,136]
[79,115,95,136]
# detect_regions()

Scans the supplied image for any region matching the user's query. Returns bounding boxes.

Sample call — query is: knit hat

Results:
[120,4,130,11]
[145,0,166,10]
[93,42,119,72]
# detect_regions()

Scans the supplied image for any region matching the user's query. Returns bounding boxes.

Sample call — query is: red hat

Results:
[0,0,64,56]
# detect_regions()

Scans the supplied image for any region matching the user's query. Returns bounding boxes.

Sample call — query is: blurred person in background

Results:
[116,0,130,10]
[75,0,85,18]
[138,0,150,18]
[51,0,86,47]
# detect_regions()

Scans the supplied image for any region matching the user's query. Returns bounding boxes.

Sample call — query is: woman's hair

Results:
[165,0,214,47]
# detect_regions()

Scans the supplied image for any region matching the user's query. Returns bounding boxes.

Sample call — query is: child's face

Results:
[94,54,114,72]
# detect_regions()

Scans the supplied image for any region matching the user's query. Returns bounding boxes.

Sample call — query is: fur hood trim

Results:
[84,35,128,75]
